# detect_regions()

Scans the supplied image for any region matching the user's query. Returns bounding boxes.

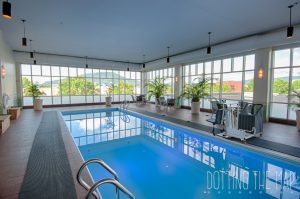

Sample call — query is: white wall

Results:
[145,26,300,70]
[0,30,17,107]
[13,51,142,71]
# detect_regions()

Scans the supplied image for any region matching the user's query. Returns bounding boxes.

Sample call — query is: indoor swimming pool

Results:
[62,108,300,199]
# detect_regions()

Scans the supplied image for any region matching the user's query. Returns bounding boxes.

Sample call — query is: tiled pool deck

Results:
[0,104,299,198]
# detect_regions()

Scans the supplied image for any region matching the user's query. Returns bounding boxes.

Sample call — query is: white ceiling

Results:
[0,0,300,63]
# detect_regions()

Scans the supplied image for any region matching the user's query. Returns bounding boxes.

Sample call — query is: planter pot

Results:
[33,99,43,111]
[155,98,160,107]
[105,96,112,106]
[191,101,200,114]
[296,110,300,131]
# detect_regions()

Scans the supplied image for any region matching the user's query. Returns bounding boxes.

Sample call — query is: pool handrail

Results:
[77,158,120,199]
[86,178,135,199]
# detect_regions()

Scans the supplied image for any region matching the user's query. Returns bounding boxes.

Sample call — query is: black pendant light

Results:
[167,46,170,63]
[21,19,27,46]
[142,54,146,68]
[287,5,294,39]
[33,51,37,64]
[85,56,88,68]
[2,0,12,19]
[127,67,130,71]
[207,32,212,54]
[29,40,34,58]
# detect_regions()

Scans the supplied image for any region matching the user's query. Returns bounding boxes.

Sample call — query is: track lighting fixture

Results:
[2,0,12,19]
[142,55,146,68]
[167,47,170,63]
[207,32,212,54]
[85,56,88,68]
[287,4,295,39]
[21,19,27,46]
[29,40,34,58]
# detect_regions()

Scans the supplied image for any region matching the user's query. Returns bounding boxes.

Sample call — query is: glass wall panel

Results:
[21,64,141,106]
[223,58,231,72]
[293,47,300,66]
[183,53,255,109]
[245,54,255,70]
[21,64,31,75]
[244,71,254,101]
[270,46,300,119]
[272,68,289,103]
[146,67,175,101]
[274,49,290,68]
[222,72,243,100]
[233,56,243,71]
[52,77,61,104]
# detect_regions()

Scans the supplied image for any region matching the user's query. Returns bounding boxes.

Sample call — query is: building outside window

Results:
[21,64,141,106]
[182,54,255,108]
[270,46,300,120]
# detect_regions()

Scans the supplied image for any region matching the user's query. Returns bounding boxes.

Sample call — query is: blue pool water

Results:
[62,108,300,199]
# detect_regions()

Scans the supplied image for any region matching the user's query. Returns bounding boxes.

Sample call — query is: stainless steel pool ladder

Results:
[120,100,130,109]
[120,113,131,123]
[77,159,135,199]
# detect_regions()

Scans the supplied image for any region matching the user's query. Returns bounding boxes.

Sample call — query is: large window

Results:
[146,68,175,101]
[270,47,300,120]
[21,64,141,106]
[182,54,255,108]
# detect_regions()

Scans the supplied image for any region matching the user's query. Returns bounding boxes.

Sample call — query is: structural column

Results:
[141,70,147,95]
[253,48,272,121]
[174,65,183,107]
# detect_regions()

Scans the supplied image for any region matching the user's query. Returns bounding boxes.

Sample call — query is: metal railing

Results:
[77,159,135,199]
[120,100,130,109]
[86,178,135,199]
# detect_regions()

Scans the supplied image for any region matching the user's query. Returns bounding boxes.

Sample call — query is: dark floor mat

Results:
[129,107,300,158]
[19,111,77,199]
[247,138,300,158]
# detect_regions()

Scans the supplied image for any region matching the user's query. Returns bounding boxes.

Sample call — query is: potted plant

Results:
[0,103,5,115]
[145,78,167,106]
[16,98,23,109]
[105,84,113,106]
[291,89,300,131]
[181,78,209,114]
[29,84,44,111]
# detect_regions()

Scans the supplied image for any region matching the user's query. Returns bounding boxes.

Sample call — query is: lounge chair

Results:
[238,101,248,110]
[130,95,136,103]
[211,100,219,117]
[167,98,176,109]
[206,108,225,135]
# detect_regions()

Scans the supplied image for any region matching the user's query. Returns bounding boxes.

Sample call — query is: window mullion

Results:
[287,48,293,119]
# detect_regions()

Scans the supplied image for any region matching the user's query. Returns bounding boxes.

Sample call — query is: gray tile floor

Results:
[0,104,299,198]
